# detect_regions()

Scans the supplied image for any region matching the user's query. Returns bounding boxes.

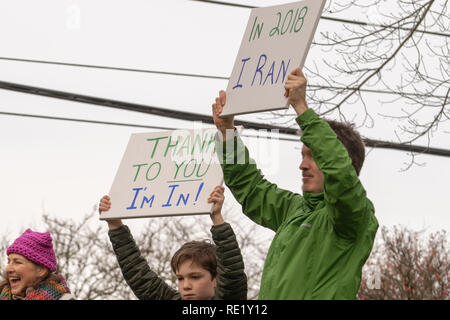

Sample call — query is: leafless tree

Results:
[358,225,449,299]
[266,0,449,167]
[41,212,136,299]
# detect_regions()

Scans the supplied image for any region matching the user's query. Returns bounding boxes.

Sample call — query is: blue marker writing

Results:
[193,182,204,205]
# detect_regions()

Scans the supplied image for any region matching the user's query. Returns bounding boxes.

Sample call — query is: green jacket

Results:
[108,222,247,300]
[217,109,378,299]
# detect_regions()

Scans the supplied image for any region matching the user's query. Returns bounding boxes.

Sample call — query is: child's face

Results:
[6,253,47,297]
[176,259,216,300]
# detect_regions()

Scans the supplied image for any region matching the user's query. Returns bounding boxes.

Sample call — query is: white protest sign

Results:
[100,128,223,220]
[222,0,326,116]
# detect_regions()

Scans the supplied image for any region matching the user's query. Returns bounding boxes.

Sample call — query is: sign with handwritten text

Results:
[221,0,326,116]
[100,128,223,220]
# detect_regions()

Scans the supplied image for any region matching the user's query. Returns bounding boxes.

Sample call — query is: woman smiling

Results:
[0,229,73,300]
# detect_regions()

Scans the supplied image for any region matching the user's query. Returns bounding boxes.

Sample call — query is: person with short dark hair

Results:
[171,240,217,280]
[211,68,379,299]
[0,229,73,300]
[99,185,247,300]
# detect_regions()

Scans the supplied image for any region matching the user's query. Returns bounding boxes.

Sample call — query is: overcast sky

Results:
[1,0,449,242]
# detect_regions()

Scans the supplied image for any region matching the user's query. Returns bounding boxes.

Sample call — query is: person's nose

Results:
[5,263,13,274]
[183,279,192,290]
[299,159,308,171]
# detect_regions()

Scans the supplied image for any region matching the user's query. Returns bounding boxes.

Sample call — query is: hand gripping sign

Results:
[100,128,224,220]
[221,0,326,116]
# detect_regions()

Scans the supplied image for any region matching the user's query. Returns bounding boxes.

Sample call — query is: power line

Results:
[1,79,449,157]
[0,111,300,142]
[0,57,228,80]
[0,79,296,134]
[0,111,177,131]
[0,56,445,99]
[189,0,450,38]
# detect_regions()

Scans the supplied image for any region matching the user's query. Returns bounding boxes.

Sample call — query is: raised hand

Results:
[207,186,226,226]
[284,68,308,116]
[98,195,123,230]
[212,90,235,140]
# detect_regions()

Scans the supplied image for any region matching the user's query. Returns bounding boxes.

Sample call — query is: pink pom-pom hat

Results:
[6,229,57,272]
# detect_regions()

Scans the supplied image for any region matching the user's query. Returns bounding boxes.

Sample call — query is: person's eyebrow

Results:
[178,271,203,277]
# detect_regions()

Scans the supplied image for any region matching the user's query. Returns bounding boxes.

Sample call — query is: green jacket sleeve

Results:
[108,225,180,300]
[211,222,247,300]
[297,109,374,240]
[216,133,303,232]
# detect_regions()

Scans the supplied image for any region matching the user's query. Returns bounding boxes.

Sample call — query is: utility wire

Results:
[0,111,300,142]
[0,79,296,134]
[0,111,178,131]
[1,79,449,157]
[0,56,445,99]
[189,0,450,38]
[0,57,228,80]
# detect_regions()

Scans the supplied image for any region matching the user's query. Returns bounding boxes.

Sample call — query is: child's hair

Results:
[170,240,217,279]
[326,119,366,176]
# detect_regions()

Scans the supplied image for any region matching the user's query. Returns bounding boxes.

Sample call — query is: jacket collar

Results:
[303,191,324,211]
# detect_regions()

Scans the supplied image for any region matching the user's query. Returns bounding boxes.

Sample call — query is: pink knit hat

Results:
[6,229,57,272]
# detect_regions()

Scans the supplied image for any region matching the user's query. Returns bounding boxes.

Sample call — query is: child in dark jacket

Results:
[99,185,247,300]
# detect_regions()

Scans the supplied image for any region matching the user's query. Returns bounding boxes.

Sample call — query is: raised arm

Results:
[207,186,247,300]
[99,195,179,300]
[298,111,373,240]
[286,68,374,240]
[212,94,303,231]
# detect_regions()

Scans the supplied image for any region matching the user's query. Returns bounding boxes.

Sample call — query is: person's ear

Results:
[36,265,49,279]
[213,277,217,289]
